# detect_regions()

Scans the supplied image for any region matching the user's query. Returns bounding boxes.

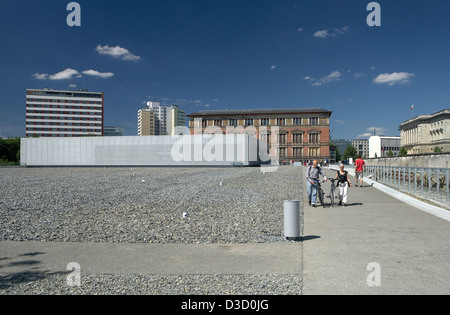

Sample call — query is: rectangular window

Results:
[260,118,270,126]
[293,118,302,125]
[310,117,318,125]
[244,119,253,126]
[277,118,286,126]
[292,133,303,144]
[309,133,319,143]
[229,119,238,127]
[293,147,303,158]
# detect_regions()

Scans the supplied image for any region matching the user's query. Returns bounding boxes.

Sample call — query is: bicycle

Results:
[328,178,337,207]
[315,180,327,208]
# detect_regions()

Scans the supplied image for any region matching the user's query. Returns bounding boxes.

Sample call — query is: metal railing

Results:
[366,166,450,206]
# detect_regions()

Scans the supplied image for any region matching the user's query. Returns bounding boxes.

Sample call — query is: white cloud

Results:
[32,68,114,81]
[270,65,277,70]
[373,72,415,86]
[49,68,81,80]
[68,84,77,88]
[297,27,303,32]
[95,45,141,61]
[32,73,48,80]
[358,126,388,138]
[82,69,114,78]
[306,70,342,86]
[314,26,349,38]
[314,30,329,38]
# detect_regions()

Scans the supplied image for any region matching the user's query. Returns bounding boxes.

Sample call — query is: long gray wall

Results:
[366,153,450,169]
[20,135,267,167]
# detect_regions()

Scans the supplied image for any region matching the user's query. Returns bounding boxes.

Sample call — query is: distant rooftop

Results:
[188,108,332,117]
[400,109,450,127]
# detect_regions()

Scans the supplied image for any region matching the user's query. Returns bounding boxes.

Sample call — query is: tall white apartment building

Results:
[26,88,103,137]
[138,101,186,136]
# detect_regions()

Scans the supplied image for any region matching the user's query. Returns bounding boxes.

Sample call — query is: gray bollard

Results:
[284,200,301,241]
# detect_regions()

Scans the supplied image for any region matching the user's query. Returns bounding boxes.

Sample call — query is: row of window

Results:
[382,147,400,152]
[27,128,101,132]
[26,111,102,117]
[26,113,102,119]
[27,104,102,110]
[27,98,102,104]
[26,134,101,138]
[260,133,321,144]
[278,147,320,157]
[202,117,323,127]
[27,122,101,127]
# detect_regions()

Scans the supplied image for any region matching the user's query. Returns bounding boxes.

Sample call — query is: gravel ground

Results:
[0,166,303,244]
[0,166,304,295]
[0,273,302,295]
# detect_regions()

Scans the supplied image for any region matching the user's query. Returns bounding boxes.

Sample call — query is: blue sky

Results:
[0,0,449,138]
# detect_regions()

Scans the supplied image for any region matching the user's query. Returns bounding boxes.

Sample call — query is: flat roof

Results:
[400,109,450,127]
[188,108,332,117]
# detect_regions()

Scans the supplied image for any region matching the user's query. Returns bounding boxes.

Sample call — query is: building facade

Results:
[331,139,352,159]
[187,108,332,163]
[369,136,401,158]
[103,126,124,136]
[399,109,450,154]
[138,102,186,136]
[26,88,103,137]
[352,139,369,158]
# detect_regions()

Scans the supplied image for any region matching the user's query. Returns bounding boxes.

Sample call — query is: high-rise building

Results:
[26,88,103,137]
[187,108,332,163]
[137,102,186,136]
[138,107,156,136]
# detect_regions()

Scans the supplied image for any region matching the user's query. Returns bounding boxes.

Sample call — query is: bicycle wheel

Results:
[330,188,335,207]
[318,187,325,208]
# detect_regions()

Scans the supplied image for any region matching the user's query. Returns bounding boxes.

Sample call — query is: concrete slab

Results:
[0,242,302,276]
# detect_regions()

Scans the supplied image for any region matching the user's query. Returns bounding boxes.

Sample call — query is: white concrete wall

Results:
[21,135,267,167]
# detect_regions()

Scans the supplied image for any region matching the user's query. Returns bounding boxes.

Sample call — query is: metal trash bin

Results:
[284,200,301,241]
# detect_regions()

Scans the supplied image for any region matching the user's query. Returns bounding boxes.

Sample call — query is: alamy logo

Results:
[66,262,81,287]
[66,2,81,27]
[367,2,381,27]
[366,262,381,287]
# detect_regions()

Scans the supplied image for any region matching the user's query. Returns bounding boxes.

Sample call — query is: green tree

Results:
[399,147,408,156]
[343,145,358,160]
[0,138,20,162]
[387,150,394,157]
[434,147,442,153]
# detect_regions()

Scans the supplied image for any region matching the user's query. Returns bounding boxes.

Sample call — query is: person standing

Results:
[354,155,366,187]
[306,160,328,207]
[335,164,353,206]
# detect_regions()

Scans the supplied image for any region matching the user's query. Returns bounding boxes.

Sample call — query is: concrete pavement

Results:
[0,242,301,276]
[302,167,450,294]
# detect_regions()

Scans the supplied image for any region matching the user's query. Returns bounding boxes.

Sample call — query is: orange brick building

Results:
[187,108,332,163]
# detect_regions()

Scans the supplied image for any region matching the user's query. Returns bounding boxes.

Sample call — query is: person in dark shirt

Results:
[334,164,353,206]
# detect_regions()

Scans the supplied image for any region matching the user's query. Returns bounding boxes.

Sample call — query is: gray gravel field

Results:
[0,166,302,244]
[0,166,303,295]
